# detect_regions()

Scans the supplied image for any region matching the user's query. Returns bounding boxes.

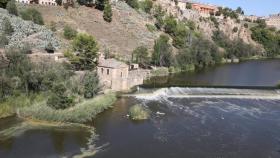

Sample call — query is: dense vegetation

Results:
[128,104,150,120]
[250,20,280,57]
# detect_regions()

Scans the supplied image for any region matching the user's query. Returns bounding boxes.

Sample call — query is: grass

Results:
[128,104,150,120]
[18,93,117,123]
[0,93,46,119]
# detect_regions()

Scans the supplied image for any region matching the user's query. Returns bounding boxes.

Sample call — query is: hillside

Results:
[0,8,60,50]
[31,2,159,60]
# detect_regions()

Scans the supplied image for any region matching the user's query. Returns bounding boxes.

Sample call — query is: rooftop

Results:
[98,58,128,69]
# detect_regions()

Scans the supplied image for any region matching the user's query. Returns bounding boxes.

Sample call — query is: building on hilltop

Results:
[16,0,57,5]
[266,13,280,30]
[97,55,150,91]
[178,0,218,15]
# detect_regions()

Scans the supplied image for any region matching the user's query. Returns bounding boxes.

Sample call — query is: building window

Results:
[107,69,109,75]
[101,68,104,74]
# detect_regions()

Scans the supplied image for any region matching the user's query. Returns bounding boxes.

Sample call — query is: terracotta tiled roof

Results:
[98,58,128,68]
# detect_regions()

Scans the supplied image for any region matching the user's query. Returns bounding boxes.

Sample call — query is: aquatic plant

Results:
[18,93,117,123]
[128,104,150,120]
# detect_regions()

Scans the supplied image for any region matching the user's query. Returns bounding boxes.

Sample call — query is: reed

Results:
[19,93,117,123]
[128,104,150,120]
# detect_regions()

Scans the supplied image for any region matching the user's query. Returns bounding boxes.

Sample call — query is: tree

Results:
[125,0,139,9]
[55,0,62,5]
[152,34,172,67]
[2,18,14,36]
[72,33,99,70]
[83,71,99,98]
[95,0,106,10]
[132,46,149,65]
[141,0,153,13]
[6,0,18,16]
[103,2,112,22]
[63,25,77,40]
[47,83,74,110]
[20,8,44,25]
[173,21,188,48]
[236,7,244,15]
[45,42,55,53]
[244,23,248,28]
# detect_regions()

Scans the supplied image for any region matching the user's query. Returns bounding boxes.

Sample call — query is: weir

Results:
[125,87,280,100]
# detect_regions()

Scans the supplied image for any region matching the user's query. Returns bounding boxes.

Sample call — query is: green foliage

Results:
[55,0,62,5]
[20,93,117,123]
[185,2,192,9]
[95,0,106,10]
[78,0,94,6]
[132,46,149,65]
[186,20,195,30]
[71,33,99,70]
[164,15,177,35]
[47,83,74,110]
[219,7,239,19]
[45,42,55,53]
[210,15,219,28]
[152,34,172,67]
[83,71,99,98]
[63,25,77,40]
[20,8,44,25]
[125,0,139,9]
[153,5,165,29]
[6,0,17,16]
[0,34,9,47]
[2,17,14,36]
[49,21,56,32]
[140,0,153,13]
[236,7,244,15]
[146,24,156,32]
[103,2,112,22]
[251,25,280,57]
[172,21,189,48]
[129,104,150,120]
[0,0,9,8]
[255,18,266,28]
[232,27,238,33]
[244,23,249,28]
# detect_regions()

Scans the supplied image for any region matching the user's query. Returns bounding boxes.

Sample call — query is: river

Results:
[1,59,280,158]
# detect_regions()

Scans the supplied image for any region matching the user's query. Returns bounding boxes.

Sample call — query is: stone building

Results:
[16,0,57,5]
[97,57,150,91]
[178,0,218,15]
[266,13,280,30]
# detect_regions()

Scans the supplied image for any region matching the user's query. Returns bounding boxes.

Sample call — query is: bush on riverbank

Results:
[128,104,150,120]
[19,93,117,123]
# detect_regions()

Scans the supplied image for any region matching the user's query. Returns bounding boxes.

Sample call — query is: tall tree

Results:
[83,71,99,98]
[103,2,112,22]
[72,33,99,70]
[152,34,172,67]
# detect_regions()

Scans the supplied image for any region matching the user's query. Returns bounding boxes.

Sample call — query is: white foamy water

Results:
[127,87,280,100]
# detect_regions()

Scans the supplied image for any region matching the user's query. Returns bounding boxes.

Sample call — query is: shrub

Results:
[141,0,153,13]
[146,24,156,32]
[0,34,9,47]
[125,0,139,9]
[95,0,105,10]
[83,71,99,98]
[47,83,74,110]
[128,104,150,120]
[244,23,248,28]
[45,42,55,53]
[2,17,14,36]
[185,2,192,9]
[50,21,57,32]
[6,0,18,16]
[20,8,44,25]
[103,2,112,22]
[63,25,77,40]
[0,0,9,8]
[232,27,238,33]
[55,0,62,5]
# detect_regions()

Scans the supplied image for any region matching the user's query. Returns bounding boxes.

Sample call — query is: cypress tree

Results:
[103,2,112,22]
